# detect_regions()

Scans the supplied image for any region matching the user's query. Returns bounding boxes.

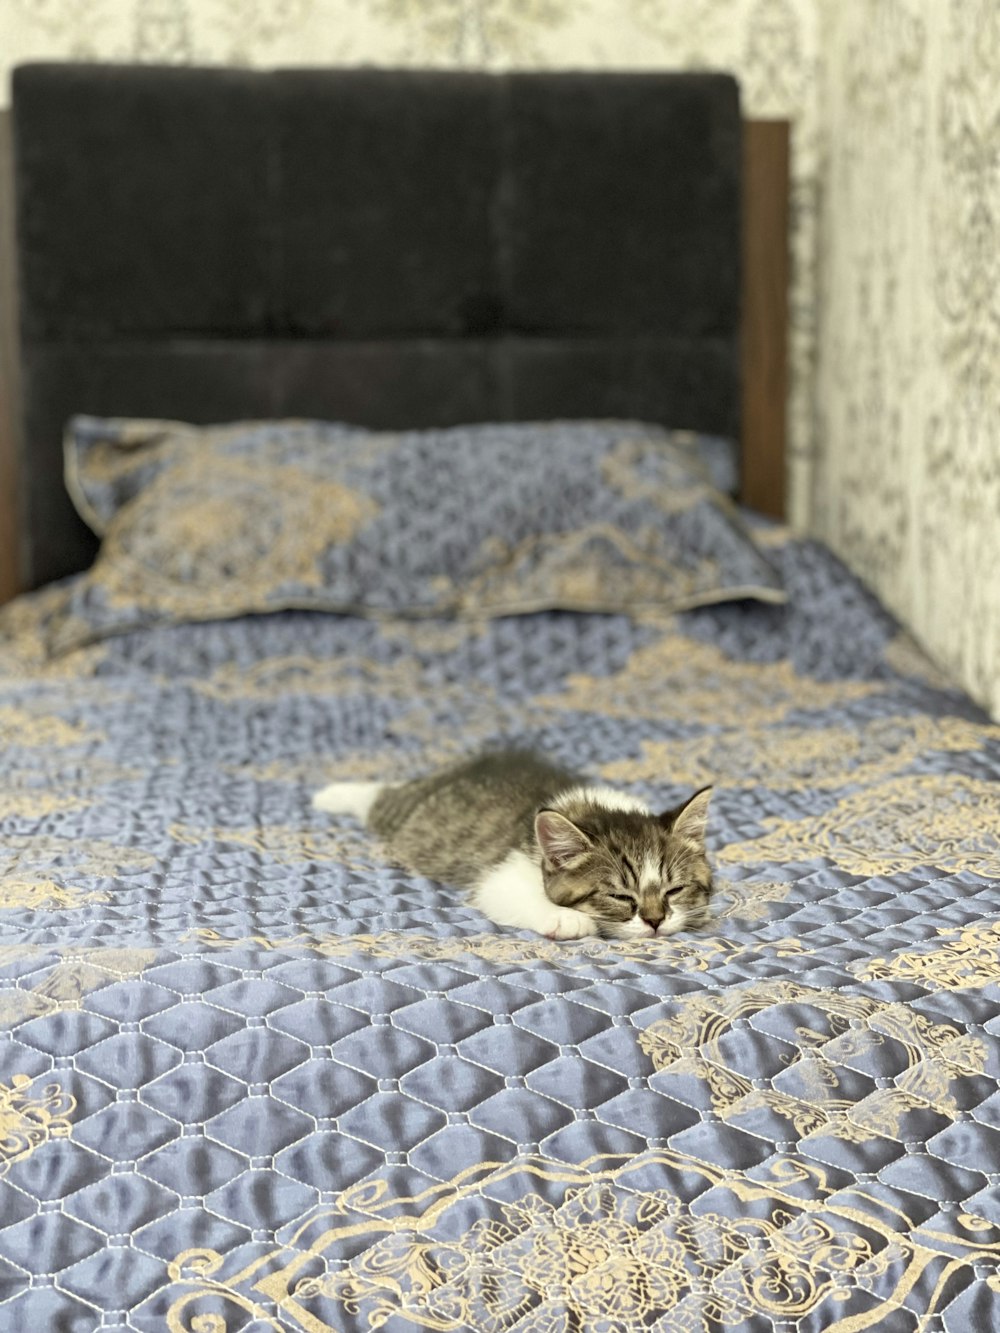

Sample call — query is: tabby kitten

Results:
[313,750,713,940]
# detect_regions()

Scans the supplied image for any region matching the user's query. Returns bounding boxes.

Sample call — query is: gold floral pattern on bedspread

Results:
[0,704,98,749]
[859,920,1000,990]
[718,773,1000,875]
[162,1149,995,1333]
[541,631,882,725]
[638,981,988,1146]
[187,925,808,969]
[2,520,1000,1330]
[0,1076,75,1176]
[0,879,109,912]
[0,951,158,1026]
[0,835,157,880]
[601,714,996,791]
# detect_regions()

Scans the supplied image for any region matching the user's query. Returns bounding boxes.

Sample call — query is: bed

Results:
[1,65,999,1333]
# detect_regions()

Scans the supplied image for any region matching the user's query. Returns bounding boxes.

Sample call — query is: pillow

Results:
[66,415,742,531]
[50,417,784,652]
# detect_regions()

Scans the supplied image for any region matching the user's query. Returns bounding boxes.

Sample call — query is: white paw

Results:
[543,908,600,941]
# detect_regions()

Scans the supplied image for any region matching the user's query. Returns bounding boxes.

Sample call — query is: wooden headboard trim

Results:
[741,119,790,520]
[0,112,24,604]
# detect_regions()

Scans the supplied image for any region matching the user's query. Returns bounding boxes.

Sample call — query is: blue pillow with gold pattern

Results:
[50,416,784,652]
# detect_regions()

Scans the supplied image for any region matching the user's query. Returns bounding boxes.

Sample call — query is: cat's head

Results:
[534,787,713,940]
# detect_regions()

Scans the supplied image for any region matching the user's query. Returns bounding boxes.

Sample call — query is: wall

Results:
[2,0,997,715]
[814,0,1000,717]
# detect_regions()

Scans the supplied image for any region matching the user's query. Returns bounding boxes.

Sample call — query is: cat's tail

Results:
[312,781,388,823]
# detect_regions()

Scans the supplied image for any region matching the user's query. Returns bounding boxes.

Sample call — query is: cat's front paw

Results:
[543,908,599,941]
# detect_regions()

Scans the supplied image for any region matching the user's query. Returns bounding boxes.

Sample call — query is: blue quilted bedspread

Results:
[1,527,999,1332]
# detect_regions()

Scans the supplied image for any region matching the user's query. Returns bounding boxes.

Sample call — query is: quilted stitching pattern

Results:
[1,530,999,1330]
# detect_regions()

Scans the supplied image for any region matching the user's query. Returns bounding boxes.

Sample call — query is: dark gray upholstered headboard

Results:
[12,64,741,588]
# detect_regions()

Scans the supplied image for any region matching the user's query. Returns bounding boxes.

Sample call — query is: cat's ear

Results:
[660,785,712,844]
[535,810,593,870]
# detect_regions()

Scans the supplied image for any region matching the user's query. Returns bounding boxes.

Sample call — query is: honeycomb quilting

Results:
[1,531,999,1330]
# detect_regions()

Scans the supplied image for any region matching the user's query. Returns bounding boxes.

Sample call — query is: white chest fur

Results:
[471,850,598,940]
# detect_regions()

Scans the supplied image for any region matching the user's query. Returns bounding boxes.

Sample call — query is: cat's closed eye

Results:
[608,891,637,905]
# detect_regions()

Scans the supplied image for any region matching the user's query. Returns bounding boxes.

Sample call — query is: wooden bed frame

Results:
[0,111,788,606]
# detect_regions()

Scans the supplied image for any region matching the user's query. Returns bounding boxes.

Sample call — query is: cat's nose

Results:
[642,915,663,931]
